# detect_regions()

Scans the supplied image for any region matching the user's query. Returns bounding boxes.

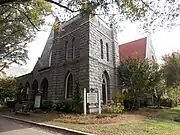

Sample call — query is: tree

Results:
[162,51,180,87]
[1,0,180,73]
[0,0,51,73]
[118,58,162,109]
[73,83,82,103]
[1,0,180,30]
[153,79,166,106]
[0,77,19,101]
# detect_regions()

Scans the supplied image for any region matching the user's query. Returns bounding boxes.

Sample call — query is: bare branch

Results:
[7,5,39,31]
[139,0,158,14]
[45,0,80,13]
[0,0,16,5]
[0,0,31,5]
[0,61,15,72]
[0,12,12,24]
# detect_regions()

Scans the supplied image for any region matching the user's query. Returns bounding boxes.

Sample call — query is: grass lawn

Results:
[45,107,180,135]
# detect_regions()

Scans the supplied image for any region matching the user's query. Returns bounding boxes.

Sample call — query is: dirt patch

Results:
[53,114,139,124]
[1,109,159,125]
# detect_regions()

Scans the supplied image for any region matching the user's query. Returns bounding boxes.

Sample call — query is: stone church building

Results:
[18,15,120,107]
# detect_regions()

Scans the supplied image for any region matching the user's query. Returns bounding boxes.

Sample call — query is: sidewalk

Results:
[0,112,94,135]
[0,111,60,122]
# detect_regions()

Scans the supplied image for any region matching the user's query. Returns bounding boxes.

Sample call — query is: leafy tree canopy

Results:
[1,0,180,30]
[1,0,180,73]
[0,0,51,73]
[0,77,19,100]
[118,58,162,97]
[162,51,180,87]
[118,58,163,109]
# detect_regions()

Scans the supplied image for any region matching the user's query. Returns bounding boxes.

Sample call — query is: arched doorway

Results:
[17,83,23,102]
[102,71,109,104]
[32,80,38,101]
[22,82,30,101]
[40,78,48,101]
[65,72,73,99]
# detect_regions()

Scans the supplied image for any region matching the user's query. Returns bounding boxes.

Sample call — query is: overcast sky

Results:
[6,17,180,76]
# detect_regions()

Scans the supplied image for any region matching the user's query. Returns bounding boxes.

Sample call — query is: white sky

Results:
[6,18,180,76]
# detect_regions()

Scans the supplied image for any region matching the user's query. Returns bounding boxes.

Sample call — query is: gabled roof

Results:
[32,28,54,72]
[119,37,147,62]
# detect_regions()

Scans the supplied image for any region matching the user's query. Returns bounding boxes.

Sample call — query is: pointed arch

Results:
[65,72,73,99]
[100,39,103,59]
[65,40,68,60]
[106,43,109,61]
[32,80,38,100]
[17,83,23,101]
[22,81,30,101]
[40,78,48,100]
[102,71,110,104]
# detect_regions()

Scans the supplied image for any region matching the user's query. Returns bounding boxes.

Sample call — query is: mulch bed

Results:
[1,109,159,125]
[53,114,138,124]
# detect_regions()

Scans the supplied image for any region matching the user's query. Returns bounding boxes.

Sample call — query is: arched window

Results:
[100,39,103,59]
[65,72,73,99]
[72,38,75,59]
[106,43,109,61]
[65,41,68,60]
[32,80,38,101]
[40,78,48,100]
[23,82,30,101]
[102,71,110,104]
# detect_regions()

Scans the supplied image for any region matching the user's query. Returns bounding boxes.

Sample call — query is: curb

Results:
[0,115,95,135]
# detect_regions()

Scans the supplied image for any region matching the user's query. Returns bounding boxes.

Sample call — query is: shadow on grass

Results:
[139,107,180,123]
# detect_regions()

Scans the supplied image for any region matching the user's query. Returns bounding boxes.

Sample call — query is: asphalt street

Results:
[0,117,63,135]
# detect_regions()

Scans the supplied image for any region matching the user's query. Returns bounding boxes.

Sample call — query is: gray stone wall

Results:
[49,15,90,102]
[17,69,51,102]
[18,15,120,104]
[88,16,120,101]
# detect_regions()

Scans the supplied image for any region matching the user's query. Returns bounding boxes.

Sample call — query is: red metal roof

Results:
[119,37,147,62]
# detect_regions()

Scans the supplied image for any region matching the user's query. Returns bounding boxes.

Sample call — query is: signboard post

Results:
[87,93,98,104]
[98,89,101,114]
[34,95,41,108]
[84,88,87,115]
[83,88,101,114]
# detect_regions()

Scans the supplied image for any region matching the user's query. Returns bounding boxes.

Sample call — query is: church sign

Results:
[34,95,41,108]
[87,93,98,104]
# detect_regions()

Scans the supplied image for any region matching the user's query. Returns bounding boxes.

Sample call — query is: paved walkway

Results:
[0,117,63,135]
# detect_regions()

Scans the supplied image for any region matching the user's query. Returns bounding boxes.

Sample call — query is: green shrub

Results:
[72,83,82,103]
[147,106,169,110]
[114,103,124,114]
[174,117,180,122]
[41,101,53,112]
[109,114,118,118]
[102,100,124,114]
[112,91,124,105]
[160,98,177,108]
[72,101,83,113]
[102,105,114,114]
[169,99,177,108]
[27,102,34,110]
[56,100,73,113]
[123,98,140,111]
[56,100,83,113]
[96,114,107,119]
